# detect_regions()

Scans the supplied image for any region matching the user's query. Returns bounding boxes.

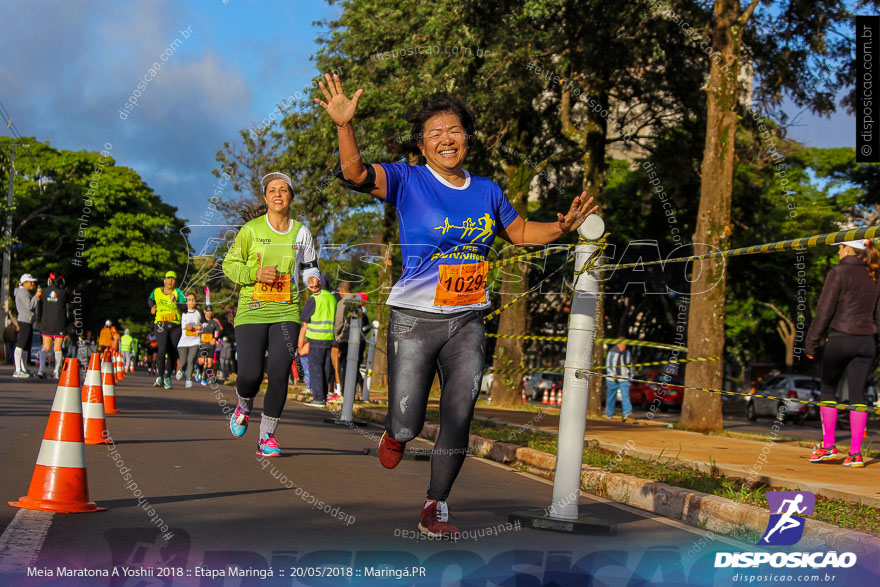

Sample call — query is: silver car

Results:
[746,374,820,424]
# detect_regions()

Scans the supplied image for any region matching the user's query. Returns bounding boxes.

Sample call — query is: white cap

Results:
[105,320,112,326]
[840,239,869,250]
[19,273,36,283]
[261,172,294,194]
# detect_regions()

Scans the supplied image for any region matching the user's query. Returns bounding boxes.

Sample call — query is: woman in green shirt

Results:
[222,172,321,457]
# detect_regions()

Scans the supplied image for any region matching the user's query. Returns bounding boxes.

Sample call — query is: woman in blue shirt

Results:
[316,74,598,537]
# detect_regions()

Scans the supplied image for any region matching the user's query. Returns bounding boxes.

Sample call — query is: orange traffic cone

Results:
[102,351,120,415]
[522,389,527,403]
[552,389,560,407]
[542,389,550,405]
[115,353,125,381]
[9,359,106,513]
[82,353,111,444]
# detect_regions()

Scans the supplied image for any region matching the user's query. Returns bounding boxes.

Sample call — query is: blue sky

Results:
[0,0,342,236]
[0,0,857,246]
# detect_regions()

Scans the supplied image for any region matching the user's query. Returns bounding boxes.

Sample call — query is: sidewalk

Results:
[305,386,880,507]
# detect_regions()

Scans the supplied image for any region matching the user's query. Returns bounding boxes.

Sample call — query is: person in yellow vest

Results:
[148,270,186,389]
[120,329,135,372]
[298,272,337,406]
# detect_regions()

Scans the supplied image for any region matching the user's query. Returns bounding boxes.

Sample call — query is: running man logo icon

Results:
[759,491,816,546]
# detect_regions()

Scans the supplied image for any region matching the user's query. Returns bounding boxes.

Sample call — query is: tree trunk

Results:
[490,164,530,407]
[491,256,528,406]
[680,0,756,433]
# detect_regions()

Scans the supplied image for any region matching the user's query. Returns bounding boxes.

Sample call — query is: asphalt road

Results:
[0,365,875,586]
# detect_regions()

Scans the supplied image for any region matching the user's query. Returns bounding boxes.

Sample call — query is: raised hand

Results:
[314,73,363,127]
[557,192,599,234]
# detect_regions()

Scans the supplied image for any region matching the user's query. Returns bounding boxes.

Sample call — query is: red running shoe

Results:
[378,431,406,469]
[418,500,460,538]
[843,453,865,468]
[808,445,841,463]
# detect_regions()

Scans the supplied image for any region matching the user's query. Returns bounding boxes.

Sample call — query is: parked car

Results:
[523,371,564,401]
[746,374,820,424]
[628,371,684,411]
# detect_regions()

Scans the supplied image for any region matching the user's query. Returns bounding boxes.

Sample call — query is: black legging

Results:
[385,308,484,502]
[235,321,300,418]
[820,333,876,404]
[154,323,181,378]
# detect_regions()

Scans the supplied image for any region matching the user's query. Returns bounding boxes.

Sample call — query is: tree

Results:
[1,137,189,333]
[680,0,862,432]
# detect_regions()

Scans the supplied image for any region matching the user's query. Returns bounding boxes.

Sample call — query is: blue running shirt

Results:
[381,163,519,313]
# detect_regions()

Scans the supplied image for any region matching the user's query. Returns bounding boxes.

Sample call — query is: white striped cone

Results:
[114,353,124,381]
[82,353,110,444]
[9,358,105,513]
[102,351,120,414]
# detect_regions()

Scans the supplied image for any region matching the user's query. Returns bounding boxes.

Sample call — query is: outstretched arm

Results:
[498,193,598,245]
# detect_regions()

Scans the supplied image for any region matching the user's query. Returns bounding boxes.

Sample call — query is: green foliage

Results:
[1,136,189,333]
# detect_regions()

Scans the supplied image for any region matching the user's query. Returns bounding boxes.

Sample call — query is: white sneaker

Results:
[175,369,183,381]
[14,370,31,378]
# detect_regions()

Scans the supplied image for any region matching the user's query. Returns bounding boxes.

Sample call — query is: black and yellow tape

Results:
[485,356,719,376]
[594,225,879,272]
[484,334,687,352]
[574,370,880,416]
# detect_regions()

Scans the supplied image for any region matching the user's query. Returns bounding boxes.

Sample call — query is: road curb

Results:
[585,437,880,508]
[342,405,880,554]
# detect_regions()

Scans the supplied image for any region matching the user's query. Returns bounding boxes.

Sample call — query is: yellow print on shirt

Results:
[434,213,495,243]
[430,244,485,261]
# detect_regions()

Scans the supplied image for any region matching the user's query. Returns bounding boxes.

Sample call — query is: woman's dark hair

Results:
[397,95,478,164]
[854,240,880,282]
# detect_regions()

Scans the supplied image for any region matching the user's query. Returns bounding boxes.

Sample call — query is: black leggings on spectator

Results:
[385,308,484,502]
[235,322,300,418]
[154,323,181,378]
[820,333,876,404]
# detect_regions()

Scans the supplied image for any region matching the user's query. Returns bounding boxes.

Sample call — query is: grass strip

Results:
[420,410,880,537]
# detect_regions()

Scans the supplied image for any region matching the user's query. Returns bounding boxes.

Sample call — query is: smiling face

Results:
[264,179,293,214]
[419,112,468,173]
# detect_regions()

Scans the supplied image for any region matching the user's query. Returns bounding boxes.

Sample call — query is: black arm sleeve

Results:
[336,159,377,194]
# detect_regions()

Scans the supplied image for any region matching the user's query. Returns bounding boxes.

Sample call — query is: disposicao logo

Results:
[714,491,858,570]
[759,490,815,546]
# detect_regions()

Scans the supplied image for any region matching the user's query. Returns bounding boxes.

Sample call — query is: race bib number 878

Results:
[253,274,292,302]
[434,262,488,306]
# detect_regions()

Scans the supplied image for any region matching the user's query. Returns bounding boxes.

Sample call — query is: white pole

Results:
[339,310,361,422]
[362,320,379,401]
[548,214,605,519]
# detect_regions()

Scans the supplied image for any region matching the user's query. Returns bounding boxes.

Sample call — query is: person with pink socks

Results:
[805,238,880,468]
